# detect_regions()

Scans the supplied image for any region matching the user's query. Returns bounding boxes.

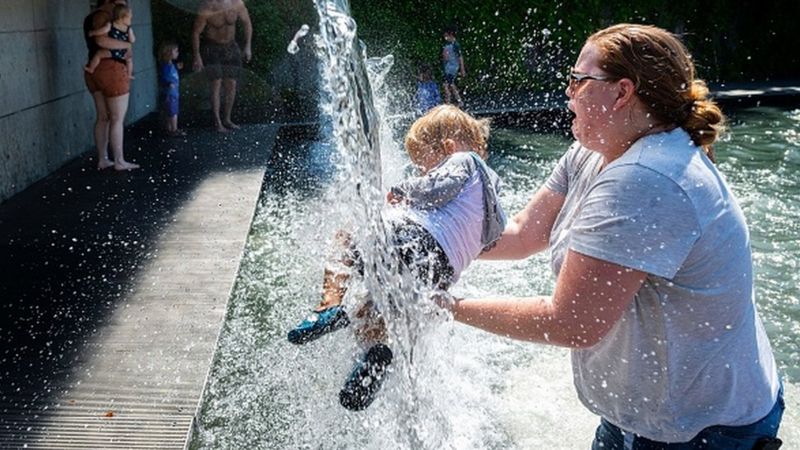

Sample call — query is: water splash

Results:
[312,0,435,439]
[287,24,310,55]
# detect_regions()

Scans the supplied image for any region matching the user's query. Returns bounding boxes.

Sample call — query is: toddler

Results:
[158,42,184,136]
[288,105,506,410]
[415,63,441,114]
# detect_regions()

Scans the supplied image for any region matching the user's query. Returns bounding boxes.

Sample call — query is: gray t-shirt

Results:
[544,128,779,442]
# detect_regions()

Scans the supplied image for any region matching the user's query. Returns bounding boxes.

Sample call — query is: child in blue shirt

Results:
[158,42,184,136]
[442,26,466,106]
[415,63,441,114]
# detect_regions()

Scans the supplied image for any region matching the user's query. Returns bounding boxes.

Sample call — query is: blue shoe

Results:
[287,306,350,345]
[339,344,393,411]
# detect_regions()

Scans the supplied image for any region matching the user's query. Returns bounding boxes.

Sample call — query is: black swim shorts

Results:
[201,40,242,80]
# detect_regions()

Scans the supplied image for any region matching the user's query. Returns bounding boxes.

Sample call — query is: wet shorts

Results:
[201,41,242,80]
[348,220,454,290]
[84,58,129,98]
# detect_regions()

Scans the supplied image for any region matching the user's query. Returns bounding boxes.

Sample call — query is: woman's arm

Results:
[89,22,111,37]
[94,35,130,51]
[451,249,646,347]
[128,27,136,44]
[479,185,565,260]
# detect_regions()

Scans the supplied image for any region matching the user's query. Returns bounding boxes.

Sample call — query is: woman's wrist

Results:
[431,290,461,314]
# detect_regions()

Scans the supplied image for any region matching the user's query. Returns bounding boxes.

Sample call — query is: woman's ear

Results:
[613,78,637,111]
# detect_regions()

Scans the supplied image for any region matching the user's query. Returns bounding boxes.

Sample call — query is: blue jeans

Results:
[592,386,785,450]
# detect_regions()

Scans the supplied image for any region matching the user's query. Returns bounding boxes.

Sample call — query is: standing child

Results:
[287,105,507,411]
[84,4,136,80]
[158,42,184,136]
[415,63,441,114]
[441,26,466,106]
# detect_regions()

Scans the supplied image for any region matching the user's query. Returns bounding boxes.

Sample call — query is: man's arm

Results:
[192,12,208,71]
[238,1,253,62]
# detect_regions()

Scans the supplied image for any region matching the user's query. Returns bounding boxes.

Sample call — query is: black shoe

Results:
[339,344,393,411]
[287,306,350,345]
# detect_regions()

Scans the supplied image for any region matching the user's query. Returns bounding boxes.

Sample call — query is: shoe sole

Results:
[287,308,350,345]
[339,344,393,411]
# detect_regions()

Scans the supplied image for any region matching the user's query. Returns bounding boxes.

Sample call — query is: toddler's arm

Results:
[390,154,475,209]
[95,49,112,59]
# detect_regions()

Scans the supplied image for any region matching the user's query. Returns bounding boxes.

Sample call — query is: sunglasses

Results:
[567,71,617,89]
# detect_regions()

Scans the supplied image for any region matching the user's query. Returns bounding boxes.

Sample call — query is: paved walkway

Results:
[0,118,278,449]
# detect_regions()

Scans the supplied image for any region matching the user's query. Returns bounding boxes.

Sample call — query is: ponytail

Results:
[680,80,725,161]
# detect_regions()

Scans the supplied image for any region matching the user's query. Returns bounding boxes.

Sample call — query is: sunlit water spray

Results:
[287,24,310,55]
[191,0,800,445]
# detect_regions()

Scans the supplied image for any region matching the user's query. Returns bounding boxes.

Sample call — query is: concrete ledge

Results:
[0,120,278,449]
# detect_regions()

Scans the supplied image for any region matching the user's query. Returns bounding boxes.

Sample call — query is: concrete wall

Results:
[0,0,157,203]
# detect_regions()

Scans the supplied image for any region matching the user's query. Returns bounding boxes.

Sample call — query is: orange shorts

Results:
[84,59,129,98]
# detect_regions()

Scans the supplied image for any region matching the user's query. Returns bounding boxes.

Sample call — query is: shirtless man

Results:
[192,0,252,132]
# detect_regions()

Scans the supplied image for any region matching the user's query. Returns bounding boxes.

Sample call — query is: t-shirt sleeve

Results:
[543,142,579,195]
[568,165,701,279]
[390,152,474,209]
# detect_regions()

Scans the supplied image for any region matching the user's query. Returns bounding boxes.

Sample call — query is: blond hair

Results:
[159,42,179,63]
[405,105,491,163]
[588,24,725,160]
[113,4,131,21]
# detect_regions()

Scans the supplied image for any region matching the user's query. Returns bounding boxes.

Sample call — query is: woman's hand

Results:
[430,290,459,311]
[386,190,403,205]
